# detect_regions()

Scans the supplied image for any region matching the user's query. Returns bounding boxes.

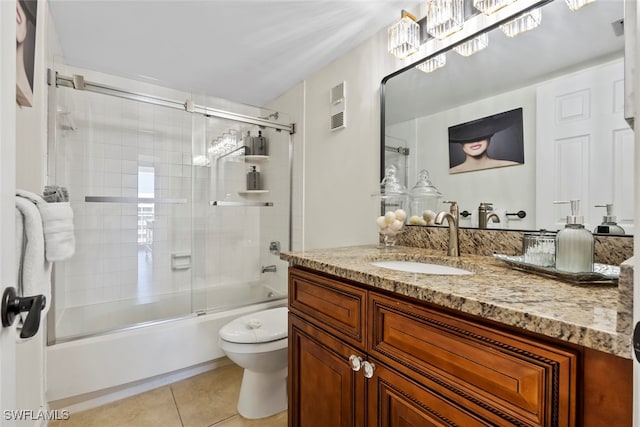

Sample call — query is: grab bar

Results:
[210,201,274,207]
[85,196,187,204]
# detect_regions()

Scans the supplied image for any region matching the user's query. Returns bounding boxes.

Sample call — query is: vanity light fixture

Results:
[565,0,595,11]
[416,53,447,73]
[473,0,517,15]
[453,33,489,56]
[426,0,464,39]
[499,7,542,37]
[388,10,420,59]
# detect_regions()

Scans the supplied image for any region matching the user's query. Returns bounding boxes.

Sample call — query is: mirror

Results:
[382,0,634,235]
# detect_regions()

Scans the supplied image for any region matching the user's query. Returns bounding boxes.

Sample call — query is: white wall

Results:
[270,25,412,250]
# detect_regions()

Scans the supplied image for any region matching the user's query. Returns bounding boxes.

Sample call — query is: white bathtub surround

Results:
[54,282,282,341]
[47,299,286,402]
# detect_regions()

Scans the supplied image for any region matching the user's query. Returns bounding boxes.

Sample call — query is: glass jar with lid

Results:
[409,169,442,225]
[372,165,409,246]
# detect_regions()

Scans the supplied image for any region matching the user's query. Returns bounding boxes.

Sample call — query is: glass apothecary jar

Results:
[409,169,442,226]
[372,165,409,246]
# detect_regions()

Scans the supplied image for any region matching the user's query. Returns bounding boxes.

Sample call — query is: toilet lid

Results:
[219,307,288,344]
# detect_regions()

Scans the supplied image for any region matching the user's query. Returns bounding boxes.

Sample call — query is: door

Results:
[289,314,366,427]
[1,0,18,424]
[536,58,635,233]
[368,362,489,427]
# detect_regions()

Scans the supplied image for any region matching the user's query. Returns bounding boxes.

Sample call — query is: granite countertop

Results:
[281,245,633,359]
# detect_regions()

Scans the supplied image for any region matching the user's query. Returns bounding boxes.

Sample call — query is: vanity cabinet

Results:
[288,266,631,426]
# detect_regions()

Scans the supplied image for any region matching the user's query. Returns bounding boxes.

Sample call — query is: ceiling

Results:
[48,0,421,107]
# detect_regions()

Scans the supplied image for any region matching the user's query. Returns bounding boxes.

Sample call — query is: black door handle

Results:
[1,287,46,339]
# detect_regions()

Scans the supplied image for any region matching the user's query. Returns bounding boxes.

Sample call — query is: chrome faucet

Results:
[261,265,277,273]
[478,202,501,229]
[435,201,460,257]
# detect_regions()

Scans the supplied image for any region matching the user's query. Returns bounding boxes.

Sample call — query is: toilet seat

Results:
[219,307,288,344]
[218,336,287,354]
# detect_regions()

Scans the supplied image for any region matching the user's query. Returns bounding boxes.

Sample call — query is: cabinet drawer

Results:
[289,267,367,348]
[369,292,578,426]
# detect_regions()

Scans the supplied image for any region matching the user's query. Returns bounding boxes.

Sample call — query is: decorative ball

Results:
[423,210,436,225]
[408,215,422,225]
[384,211,396,224]
[390,219,404,231]
[394,209,407,221]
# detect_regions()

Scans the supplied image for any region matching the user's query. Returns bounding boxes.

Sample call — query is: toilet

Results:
[218,306,288,419]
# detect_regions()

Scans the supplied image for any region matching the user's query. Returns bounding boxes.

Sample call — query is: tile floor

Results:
[49,364,287,427]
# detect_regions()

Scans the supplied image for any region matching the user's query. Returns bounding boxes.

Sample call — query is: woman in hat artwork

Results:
[16,0,37,107]
[448,108,524,174]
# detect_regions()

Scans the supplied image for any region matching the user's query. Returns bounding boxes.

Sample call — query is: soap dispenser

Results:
[554,200,594,273]
[593,204,625,235]
[252,130,268,155]
[246,166,261,190]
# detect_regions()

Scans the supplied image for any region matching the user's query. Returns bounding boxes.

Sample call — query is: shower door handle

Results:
[1,287,46,339]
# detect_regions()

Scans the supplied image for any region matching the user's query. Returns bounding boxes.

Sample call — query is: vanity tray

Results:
[493,254,619,286]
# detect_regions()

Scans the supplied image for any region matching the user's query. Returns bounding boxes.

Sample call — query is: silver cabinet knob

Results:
[362,361,375,378]
[348,354,363,371]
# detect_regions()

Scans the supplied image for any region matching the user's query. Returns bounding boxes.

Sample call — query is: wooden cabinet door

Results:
[368,361,491,427]
[369,292,578,426]
[289,313,366,427]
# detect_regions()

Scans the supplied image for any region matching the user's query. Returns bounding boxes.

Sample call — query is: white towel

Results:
[37,202,75,261]
[15,196,52,340]
[16,189,75,261]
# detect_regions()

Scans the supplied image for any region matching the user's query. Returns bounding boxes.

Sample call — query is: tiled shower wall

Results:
[54,88,194,312]
[52,69,291,321]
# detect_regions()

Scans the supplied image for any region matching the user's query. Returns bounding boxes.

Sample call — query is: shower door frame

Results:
[46,69,295,345]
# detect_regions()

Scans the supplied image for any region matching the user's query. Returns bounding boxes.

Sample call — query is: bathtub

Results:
[47,283,287,403]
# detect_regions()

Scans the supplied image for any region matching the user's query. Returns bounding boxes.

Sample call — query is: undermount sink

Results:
[370,260,473,276]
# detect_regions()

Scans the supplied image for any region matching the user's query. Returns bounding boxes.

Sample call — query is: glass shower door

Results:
[50,86,195,342]
[190,109,291,314]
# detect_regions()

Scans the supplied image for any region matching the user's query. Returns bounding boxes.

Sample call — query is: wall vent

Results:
[330,111,345,130]
[330,82,345,104]
[330,81,346,131]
